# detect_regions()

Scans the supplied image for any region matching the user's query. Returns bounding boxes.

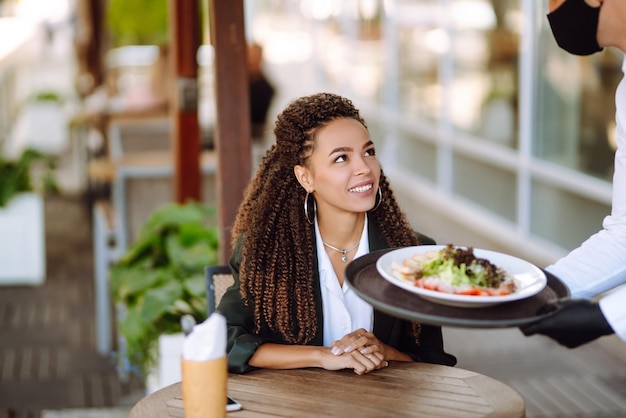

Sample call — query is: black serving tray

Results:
[345,249,570,328]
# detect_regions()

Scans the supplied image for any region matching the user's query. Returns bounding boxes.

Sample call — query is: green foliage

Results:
[106,0,169,47]
[110,202,219,376]
[0,148,59,208]
[31,90,64,104]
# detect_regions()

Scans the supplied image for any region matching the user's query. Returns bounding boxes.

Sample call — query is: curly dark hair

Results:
[232,92,421,344]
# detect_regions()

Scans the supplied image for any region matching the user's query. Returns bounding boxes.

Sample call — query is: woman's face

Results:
[295,117,380,218]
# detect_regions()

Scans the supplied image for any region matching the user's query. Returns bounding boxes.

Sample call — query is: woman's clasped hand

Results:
[328,329,388,375]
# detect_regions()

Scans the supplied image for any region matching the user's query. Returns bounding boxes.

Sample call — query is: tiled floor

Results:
[444,327,626,417]
[0,194,143,418]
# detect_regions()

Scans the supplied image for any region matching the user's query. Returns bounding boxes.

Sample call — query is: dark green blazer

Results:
[218,221,457,374]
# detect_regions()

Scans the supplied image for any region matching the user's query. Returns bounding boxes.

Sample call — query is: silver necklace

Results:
[322,240,360,262]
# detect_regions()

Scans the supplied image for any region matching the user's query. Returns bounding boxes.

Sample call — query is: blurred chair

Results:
[205,265,234,315]
[92,199,121,356]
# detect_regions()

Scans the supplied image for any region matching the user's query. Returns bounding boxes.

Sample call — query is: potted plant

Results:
[0,147,57,207]
[10,90,70,156]
[0,147,58,285]
[109,201,219,387]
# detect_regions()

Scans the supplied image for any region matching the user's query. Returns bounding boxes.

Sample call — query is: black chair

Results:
[205,265,234,315]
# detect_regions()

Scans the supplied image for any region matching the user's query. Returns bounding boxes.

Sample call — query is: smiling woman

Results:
[216,92,457,375]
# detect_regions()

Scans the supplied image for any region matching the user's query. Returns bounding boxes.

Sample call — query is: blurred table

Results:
[87,150,217,183]
[129,362,525,417]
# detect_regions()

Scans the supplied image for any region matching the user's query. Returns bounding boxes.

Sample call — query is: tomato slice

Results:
[415,279,512,297]
[486,288,511,296]
[456,286,491,296]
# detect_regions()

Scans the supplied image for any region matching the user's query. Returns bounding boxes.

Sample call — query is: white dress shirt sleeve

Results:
[546,55,626,341]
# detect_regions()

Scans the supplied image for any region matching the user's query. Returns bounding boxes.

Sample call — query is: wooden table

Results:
[129,362,525,417]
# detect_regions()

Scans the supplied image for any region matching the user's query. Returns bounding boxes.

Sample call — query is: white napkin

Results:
[182,312,227,361]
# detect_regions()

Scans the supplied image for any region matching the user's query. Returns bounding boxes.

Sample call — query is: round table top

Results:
[130,362,525,417]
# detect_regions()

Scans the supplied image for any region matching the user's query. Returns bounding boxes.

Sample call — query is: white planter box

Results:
[0,193,45,285]
[146,333,184,394]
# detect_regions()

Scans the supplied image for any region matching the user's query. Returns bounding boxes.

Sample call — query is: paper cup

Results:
[181,355,227,418]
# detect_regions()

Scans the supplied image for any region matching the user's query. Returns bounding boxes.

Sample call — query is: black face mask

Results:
[547,0,603,56]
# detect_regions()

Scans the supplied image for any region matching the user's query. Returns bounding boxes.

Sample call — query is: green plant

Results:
[31,90,65,105]
[0,148,58,208]
[110,202,219,376]
[105,0,169,47]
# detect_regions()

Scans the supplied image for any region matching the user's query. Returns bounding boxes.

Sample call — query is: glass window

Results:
[397,129,438,182]
[531,180,611,248]
[395,0,442,122]
[366,118,388,153]
[298,1,386,102]
[453,154,517,221]
[534,21,620,181]
[450,0,520,148]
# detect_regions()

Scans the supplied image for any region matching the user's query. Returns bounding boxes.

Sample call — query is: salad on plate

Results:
[390,244,517,296]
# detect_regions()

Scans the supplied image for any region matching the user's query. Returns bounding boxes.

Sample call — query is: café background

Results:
[0,1,620,272]
[241,0,620,269]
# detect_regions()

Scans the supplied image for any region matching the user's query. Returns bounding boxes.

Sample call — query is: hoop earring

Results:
[370,187,383,211]
[304,192,315,224]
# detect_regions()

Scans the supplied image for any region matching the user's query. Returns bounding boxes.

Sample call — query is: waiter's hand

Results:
[520,299,614,348]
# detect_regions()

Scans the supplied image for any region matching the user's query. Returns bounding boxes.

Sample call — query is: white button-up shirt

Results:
[546,55,626,341]
[315,216,373,346]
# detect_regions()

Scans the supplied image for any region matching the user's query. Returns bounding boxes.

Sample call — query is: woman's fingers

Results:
[323,346,388,374]
[359,343,383,356]
[351,351,387,374]
[331,329,372,355]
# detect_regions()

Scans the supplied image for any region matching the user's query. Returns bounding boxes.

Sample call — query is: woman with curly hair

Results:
[218,92,456,374]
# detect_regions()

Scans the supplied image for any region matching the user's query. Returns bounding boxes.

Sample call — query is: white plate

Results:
[375,246,547,308]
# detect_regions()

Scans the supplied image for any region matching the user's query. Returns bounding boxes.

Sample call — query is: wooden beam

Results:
[209,0,251,263]
[169,0,201,203]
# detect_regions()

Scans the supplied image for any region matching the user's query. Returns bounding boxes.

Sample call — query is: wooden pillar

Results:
[169,0,201,203]
[74,0,106,95]
[209,0,251,263]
